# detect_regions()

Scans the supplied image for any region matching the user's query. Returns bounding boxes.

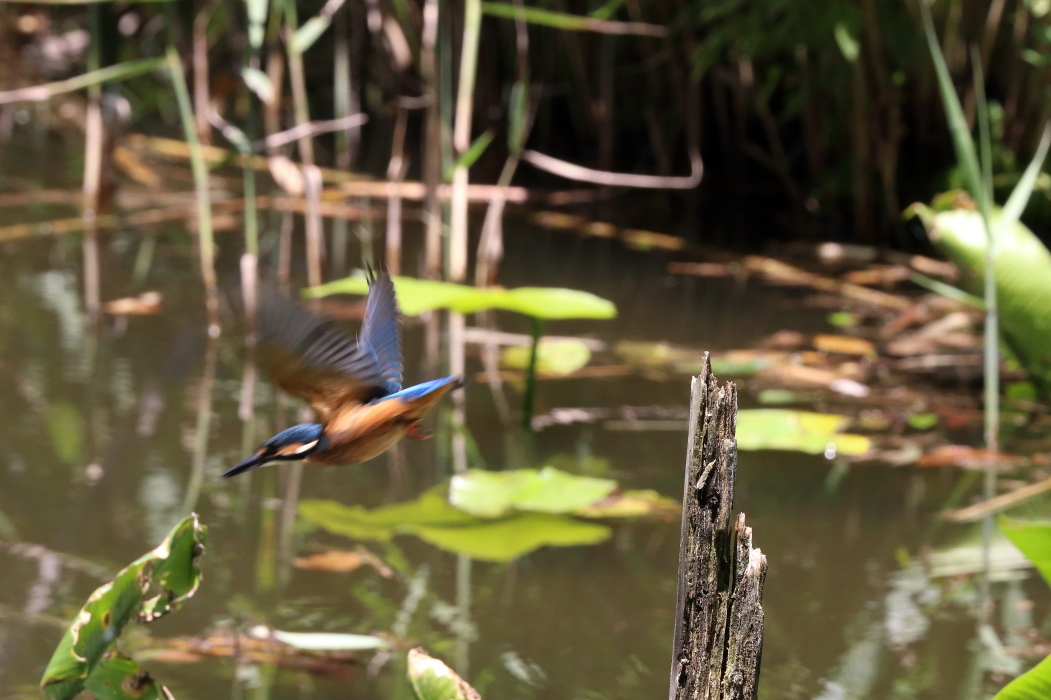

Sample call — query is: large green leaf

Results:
[300,485,612,562]
[737,409,871,456]
[303,273,616,319]
[414,514,610,562]
[910,203,1051,392]
[501,339,591,375]
[993,654,1051,700]
[1000,516,1051,588]
[40,514,206,700]
[448,467,616,518]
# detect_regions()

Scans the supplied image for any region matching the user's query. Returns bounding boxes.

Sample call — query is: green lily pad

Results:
[737,409,871,456]
[501,339,592,375]
[414,514,611,562]
[906,413,940,430]
[303,272,616,319]
[448,467,617,518]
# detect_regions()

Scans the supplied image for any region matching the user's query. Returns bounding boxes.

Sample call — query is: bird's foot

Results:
[406,422,432,440]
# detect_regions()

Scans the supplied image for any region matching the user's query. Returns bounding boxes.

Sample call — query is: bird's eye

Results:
[292,440,319,454]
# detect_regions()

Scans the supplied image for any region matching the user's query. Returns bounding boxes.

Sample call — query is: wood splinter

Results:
[669,355,767,700]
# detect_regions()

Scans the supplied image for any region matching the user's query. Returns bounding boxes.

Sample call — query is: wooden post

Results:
[669,355,766,700]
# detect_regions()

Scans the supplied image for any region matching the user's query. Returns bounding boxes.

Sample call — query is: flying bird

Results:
[222,271,463,478]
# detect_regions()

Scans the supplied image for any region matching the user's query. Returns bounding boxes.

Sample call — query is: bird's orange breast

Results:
[306,400,410,465]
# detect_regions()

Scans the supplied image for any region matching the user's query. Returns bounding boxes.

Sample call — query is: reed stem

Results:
[165,17,220,331]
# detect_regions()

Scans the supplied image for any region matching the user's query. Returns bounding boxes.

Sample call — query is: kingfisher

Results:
[222,270,463,478]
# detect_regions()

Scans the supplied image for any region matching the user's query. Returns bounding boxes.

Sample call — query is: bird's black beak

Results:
[221,450,271,479]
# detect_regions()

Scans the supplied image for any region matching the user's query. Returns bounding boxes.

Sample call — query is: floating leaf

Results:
[414,514,610,562]
[501,340,591,376]
[736,409,871,456]
[449,467,616,518]
[40,515,205,700]
[408,648,481,700]
[574,490,680,519]
[300,485,612,562]
[304,273,616,319]
[272,630,387,651]
[906,413,939,430]
[813,334,876,358]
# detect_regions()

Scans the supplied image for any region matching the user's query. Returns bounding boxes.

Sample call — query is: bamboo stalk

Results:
[166,38,221,332]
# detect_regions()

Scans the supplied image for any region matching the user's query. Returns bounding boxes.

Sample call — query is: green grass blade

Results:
[920,1,984,209]
[0,57,164,105]
[1002,122,1051,228]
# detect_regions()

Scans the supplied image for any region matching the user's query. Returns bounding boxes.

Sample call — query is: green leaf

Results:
[47,401,83,464]
[272,630,387,650]
[408,648,480,700]
[445,129,495,181]
[1000,516,1051,588]
[1002,123,1051,228]
[919,1,986,214]
[241,66,275,105]
[501,339,591,375]
[993,653,1051,700]
[833,23,859,62]
[917,205,1051,392]
[304,273,617,319]
[482,1,606,30]
[292,14,332,53]
[737,409,871,456]
[300,484,613,562]
[82,650,167,700]
[508,82,529,152]
[414,513,610,562]
[906,413,939,430]
[40,515,205,700]
[245,0,269,49]
[448,467,617,518]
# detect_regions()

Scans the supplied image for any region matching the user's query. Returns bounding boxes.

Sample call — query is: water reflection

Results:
[0,213,1047,699]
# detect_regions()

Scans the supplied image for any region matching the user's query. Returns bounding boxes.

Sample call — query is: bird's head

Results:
[221,423,326,478]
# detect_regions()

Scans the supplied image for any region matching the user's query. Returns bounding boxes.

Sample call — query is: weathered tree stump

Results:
[669,356,767,700]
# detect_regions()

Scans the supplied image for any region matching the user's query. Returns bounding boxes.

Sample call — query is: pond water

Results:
[0,149,1041,699]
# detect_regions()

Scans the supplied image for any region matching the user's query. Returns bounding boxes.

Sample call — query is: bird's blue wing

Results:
[258,277,401,420]
[359,270,403,394]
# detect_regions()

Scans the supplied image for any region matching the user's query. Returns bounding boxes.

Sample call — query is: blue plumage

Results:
[223,270,463,478]
[379,375,462,403]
